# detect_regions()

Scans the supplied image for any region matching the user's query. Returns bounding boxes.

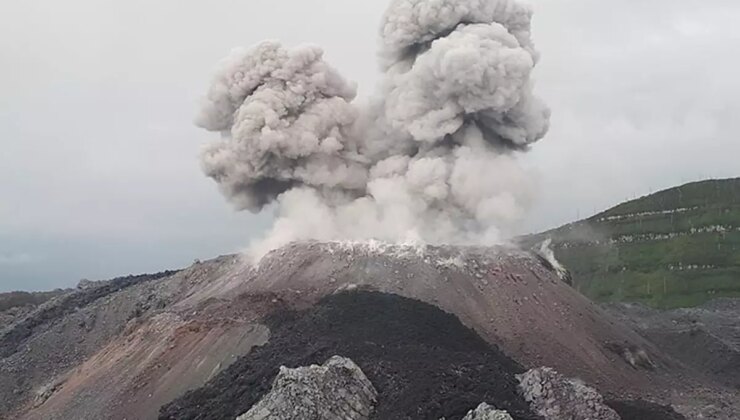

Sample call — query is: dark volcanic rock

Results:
[0,270,178,359]
[0,290,68,314]
[0,270,180,416]
[605,300,740,389]
[241,242,671,396]
[6,243,739,420]
[160,291,541,420]
[606,400,687,420]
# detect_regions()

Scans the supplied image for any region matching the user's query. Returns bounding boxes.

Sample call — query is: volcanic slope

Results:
[162,291,690,420]
[2,242,737,419]
[524,177,740,308]
[232,242,669,394]
[161,291,540,420]
[0,290,69,329]
[605,298,740,390]
[0,259,271,420]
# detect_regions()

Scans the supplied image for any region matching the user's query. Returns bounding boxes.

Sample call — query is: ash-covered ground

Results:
[605,299,740,390]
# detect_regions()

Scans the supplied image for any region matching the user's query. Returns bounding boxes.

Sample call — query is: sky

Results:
[1,0,739,292]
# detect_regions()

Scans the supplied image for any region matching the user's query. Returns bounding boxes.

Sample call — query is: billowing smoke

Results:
[196,41,366,212]
[197,0,550,259]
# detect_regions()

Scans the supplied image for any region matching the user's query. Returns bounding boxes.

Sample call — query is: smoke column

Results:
[196,0,550,259]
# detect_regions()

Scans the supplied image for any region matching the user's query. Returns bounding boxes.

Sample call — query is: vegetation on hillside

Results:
[524,178,740,309]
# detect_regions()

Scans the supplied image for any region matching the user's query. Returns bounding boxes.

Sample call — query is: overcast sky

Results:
[1,0,739,292]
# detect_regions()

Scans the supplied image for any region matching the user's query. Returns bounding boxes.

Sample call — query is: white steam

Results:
[196,0,550,260]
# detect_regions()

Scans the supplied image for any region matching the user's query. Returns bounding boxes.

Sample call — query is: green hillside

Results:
[525,178,740,309]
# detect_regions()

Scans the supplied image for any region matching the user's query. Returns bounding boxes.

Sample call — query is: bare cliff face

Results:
[0,242,736,419]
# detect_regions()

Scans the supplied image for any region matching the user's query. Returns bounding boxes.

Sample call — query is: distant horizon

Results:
[3,174,737,293]
[3,0,740,292]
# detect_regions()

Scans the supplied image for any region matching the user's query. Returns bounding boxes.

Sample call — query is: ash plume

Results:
[196,41,366,212]
[196,0,550,259]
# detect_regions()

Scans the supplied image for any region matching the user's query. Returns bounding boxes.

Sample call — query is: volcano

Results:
[2,242,737,419]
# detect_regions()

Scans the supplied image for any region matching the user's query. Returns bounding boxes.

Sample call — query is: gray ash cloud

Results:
[196,0,550,259]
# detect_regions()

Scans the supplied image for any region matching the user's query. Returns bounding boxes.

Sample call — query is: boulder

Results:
[236,356,377,420]
[517,367,620,420]
[461,403,513,420]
